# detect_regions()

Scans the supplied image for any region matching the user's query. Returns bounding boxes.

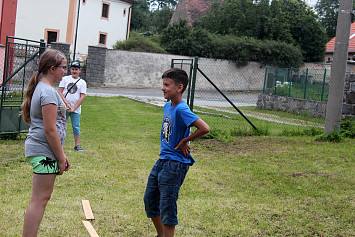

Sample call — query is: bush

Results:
[340,117,355,138]
[160,21,304,68]
[315,132,343,143]
[113,32,166,53]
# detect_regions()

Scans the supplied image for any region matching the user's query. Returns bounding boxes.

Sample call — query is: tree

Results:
[315,0,355,39]
[150,6,174,33]
[130,0,175,33]
[149,0,178,10]
[130,0,151,32]
[194,0,326,62]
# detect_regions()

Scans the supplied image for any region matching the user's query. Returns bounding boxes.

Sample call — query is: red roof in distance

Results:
[326,22,355,53]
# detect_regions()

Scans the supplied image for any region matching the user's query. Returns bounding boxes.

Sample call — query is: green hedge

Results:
[160,21,304,67]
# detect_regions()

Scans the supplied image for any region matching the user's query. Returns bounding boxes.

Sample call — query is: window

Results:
[45,29,59,44]
[82,0,86,4]
[101,2,110,19]
[99,32,107,46]
[123,8,126,16]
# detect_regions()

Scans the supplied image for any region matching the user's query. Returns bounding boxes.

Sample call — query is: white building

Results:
[12,0,133,59]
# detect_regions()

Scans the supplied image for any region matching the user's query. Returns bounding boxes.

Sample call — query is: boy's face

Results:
[162,77,183,100]
[70,67,81,78]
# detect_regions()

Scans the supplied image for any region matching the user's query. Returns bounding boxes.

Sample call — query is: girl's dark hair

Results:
[162,68,189,93]
[21,49,66,124]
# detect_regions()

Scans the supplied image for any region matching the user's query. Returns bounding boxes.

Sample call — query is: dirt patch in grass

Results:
[195,136,293,156]
[290,171,337,177]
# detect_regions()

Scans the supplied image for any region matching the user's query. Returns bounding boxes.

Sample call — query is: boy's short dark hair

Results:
[162,68,189,93]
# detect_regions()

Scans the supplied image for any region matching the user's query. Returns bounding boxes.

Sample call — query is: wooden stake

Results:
[82,200,95,220]
[82,221,99,237]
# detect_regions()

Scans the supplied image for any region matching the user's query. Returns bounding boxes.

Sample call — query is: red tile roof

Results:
[326,22,355,53]
[170,0,224,25]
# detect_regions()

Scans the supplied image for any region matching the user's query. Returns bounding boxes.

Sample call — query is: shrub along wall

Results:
[257,73,355,118]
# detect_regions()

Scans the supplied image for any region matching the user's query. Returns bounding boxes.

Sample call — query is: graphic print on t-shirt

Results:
[162,115,172,143]
[67,82,78,94]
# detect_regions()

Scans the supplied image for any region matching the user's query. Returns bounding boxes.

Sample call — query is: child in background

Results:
[58,61,87,152]
[143,68,210,237]
[21,49,70,236]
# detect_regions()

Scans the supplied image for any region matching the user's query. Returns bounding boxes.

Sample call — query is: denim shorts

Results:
[143,159,190,226]
[66,111,81,136]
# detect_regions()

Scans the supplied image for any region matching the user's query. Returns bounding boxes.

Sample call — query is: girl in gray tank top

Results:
[21,49,71,236]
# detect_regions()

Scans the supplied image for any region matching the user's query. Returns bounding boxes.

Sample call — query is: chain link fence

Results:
[172,58,327,137]
[263,67,330,101]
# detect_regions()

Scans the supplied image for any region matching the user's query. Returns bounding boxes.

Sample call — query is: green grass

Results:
[266,81,329,101]
[0,96,354,236]
[194,105,325,137]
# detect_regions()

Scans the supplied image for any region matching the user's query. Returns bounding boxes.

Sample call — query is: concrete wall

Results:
[95,49,266,90]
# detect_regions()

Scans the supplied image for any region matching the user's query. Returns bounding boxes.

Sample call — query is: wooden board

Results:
[82,221,99,237]
[82,200,95,220]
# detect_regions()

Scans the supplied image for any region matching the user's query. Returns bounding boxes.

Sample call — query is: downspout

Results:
[126,5,132,40]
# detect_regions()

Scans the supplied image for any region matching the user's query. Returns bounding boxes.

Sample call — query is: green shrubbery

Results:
[315,118,355,142]
[113,32,166,53]
[125,20,304,67]
[115,20,305,67]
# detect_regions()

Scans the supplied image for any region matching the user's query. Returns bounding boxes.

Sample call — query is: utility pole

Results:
[324,0,353,134]
[73,0,81,61]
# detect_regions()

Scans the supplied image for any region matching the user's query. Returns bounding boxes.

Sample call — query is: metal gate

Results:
[171,57,257,130]
[0,36,45,135]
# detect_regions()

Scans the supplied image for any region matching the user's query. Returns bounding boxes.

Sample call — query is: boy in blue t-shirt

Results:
[144,68,210,237]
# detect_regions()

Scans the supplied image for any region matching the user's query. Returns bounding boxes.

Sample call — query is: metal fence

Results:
[263,67,330,101]
[0,37,44,134]
[172,58,326,136]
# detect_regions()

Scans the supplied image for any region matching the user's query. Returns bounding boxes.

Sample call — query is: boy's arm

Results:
[57,87,71,109]
[68,93,86,112]
[175,119,210,158]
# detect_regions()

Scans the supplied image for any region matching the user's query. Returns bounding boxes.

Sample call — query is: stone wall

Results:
[343,73,355,117]
[257,73,355,118]
[85,46,107,86]
[256,94,328,118]
[50,42,70,64]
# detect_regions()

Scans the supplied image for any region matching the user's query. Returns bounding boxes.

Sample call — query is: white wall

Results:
[73,0,131,55]
[14,0,131,56]
[15,0,69,43]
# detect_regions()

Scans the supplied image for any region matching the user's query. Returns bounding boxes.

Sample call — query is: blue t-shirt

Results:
[159,100,200,165]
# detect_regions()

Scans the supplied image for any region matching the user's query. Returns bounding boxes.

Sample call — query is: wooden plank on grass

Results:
[82,200,95,220]
[82,221,99,237]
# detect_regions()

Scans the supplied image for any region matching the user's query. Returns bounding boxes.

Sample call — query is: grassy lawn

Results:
[0,96,354,236]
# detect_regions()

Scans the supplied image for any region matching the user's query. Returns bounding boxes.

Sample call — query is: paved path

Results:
[86,87,323,127]
[86,87,258,107]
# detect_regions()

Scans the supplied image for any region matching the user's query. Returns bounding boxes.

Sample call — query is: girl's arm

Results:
[42,103,70,174]
[57,87,71,109]
[175,119,210,158]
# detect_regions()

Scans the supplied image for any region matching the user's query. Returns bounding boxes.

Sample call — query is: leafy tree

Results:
[150,6,174,33]
[315,0,355,39]
[194,0,326,62]
[160,20,192,54]
[150,0,178,9]
[130,0,151,32]
[130,1,174,34]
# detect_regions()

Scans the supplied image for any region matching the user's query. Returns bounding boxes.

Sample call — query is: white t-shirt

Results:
[59,75,87,114]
